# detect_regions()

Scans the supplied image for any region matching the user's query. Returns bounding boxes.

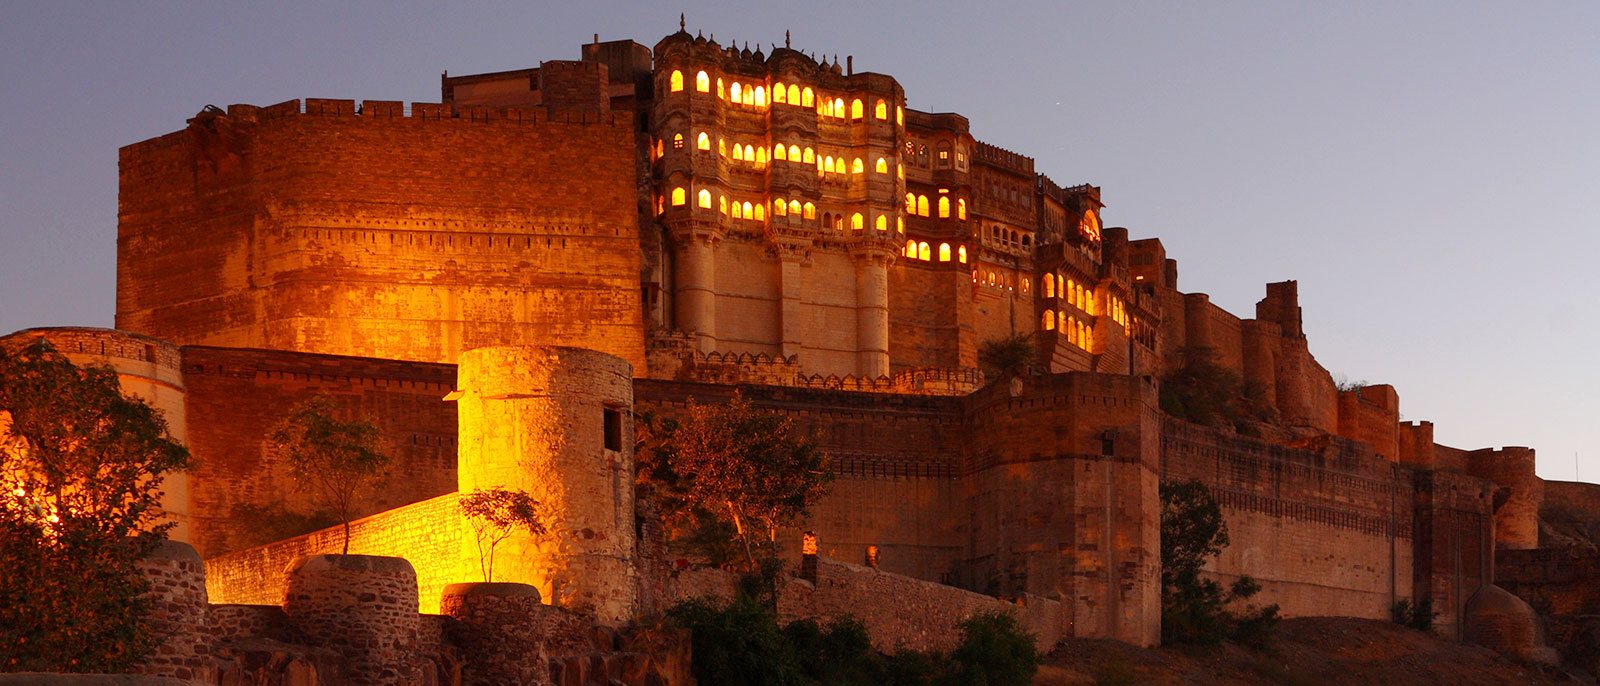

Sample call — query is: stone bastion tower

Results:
[453,345,638,624]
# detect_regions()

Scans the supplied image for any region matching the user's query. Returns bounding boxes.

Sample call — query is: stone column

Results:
[284,554,420,686]
[674,233,718,353]
[456,345,638,624]
[852,249,892,378]
[135,541,215,683]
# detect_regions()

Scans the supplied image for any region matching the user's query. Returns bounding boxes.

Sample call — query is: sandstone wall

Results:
[1162,419,1415,620]
[888,262,972,371]
[180,346,457,557]
[117,100,645,372]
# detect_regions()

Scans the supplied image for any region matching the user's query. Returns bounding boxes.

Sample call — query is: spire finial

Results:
[785,30,791,49]
[679,13,685,31]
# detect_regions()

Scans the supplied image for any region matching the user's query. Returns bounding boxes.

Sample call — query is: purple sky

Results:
[2,2,1596,480]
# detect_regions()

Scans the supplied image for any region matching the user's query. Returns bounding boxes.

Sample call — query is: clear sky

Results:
[2,2,1596,479]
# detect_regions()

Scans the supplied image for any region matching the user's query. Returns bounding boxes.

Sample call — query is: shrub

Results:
[1390,598,1436,632]
[945,611,1040,686]
[1160,479,1281,647]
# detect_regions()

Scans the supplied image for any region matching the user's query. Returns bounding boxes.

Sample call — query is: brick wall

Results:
[117,100,645,372]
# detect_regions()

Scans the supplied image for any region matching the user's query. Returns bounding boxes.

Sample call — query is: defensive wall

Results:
[115,97,646,372]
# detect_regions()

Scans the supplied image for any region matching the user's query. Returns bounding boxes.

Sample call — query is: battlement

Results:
[973,140,1034,175]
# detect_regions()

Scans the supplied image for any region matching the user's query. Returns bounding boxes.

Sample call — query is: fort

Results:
[5,22,1596,684]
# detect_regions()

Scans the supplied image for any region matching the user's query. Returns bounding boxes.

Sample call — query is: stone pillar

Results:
[440,582,547,686]
[456,345,638,624]
[285,554,420,686]
[852,250,891,378]
[674,234,718,353]
[135,541,215,683]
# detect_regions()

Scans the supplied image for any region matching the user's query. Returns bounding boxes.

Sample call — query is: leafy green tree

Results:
[0,339,190,672]
[977,334,1035,382]
[458,487,545,582]
[268,396,390,555]
[637,395,830,569]
[944,611,1040,686]
[1160,479,1280,646]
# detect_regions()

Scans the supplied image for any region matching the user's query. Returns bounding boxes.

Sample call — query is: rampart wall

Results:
[181,346,457,557]
[116,99,645,372]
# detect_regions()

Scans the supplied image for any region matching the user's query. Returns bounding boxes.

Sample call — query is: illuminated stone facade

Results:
[3,25,1577,657]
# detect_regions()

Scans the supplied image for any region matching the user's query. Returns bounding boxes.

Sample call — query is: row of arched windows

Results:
[668,70,900,125]
[903,194,967,219]
[1041,312,1093,351]
[903,240,967,263]
[1042,274,1095,314]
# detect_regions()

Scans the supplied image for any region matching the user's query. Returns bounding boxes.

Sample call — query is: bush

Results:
[1390,598,1436,632]
[1160,480,1280,647]
[668,595,801,686]
[945,611,1040,686]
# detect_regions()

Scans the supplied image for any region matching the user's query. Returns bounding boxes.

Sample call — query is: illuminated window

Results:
[1081,209,1101,239]
[875,158,888,174]
[774,198,787,216]
[833,98,845,117]
[754,86,767,107]
[671,187,685,205]
[849,213,863,230]
[897,165,904,180]
[789,84,801,104]
[875,215,887,231]
[718,139,726,156]
[905,239,917,256]
[789,144,801,161]
[916,195,929,217]
[1066,315,1075,343]
[720,196,728,214]
[695,70,710,92]
[852,158,864,174]
[819,98,830,117]
[905,193,916,213]
[742,85,754,106]
[938,197,950,218]
[874,99,887,119]
[755,147,767,166]
[774,145,787,161]
[897,216,904,233]
[958,246,967,263]
[754,203,765,221]
[789,200,801,215]
[655,139,664,158]
[1043,311,1054,330]
[742,201,753,219]
[732,202,743,219]
[833,215,844,230]
[896,105,904,125]
[696,132,710,150]
[938,243,951,261]
[670,70,683,92]
[851,98,864,120]
[958,199,966,220]
[732,144,743,161]
[730,82,741,103]
[987,271,997,286]
[672,133,683,149]
[744,144,755,161]
[918,242,931,261]
[697,189,711,208]
[803,202,815,219]
[774,82,787,103]
[803,148,814,163]
[824,155,834,173]
[717,78,724,98]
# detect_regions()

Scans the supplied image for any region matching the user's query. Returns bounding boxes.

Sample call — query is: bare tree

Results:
[459,488,545,583]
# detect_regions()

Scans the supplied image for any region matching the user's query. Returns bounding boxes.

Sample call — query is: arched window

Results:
[788,84,801,104]
[731,202,743,219]
[958,246,968,263]
[823,155,834,173]
[957,199,967,220]
[732,144,743,161]
[671,187,685,205]
[773,82,787,103]
[697,189,711,208]
[717,78,725,98]
[1065,278,1074,302]
[896,105,904,125]
[696,132,710,150]
[754,86,766,107]
[742,85,754,106]
[744,144,755,161]
[789,200,801,216]
[802,148,814,163]
[833,98,845,117]
[742,201,753,219]
[875,99,888,119]
[718,139,726,156]
[834,215,844,230]
[774,145,786,161]
[672,133,683,149]
[788,144,801,161]
[851,213,864,230]
[938,243,951,261]
[802,87,815,106]
[897,217,904,233]
[1043,311,1054,331]
[852,158,864,174]
[916,195,929,217]
[695,70,710,92]
[875,215,887,231]
[730,82,742,103]
[938,196,950,218]
[1081,209,1101,239]
[670,70,683,92]
[821,212,832,229]
[774,198,787,216]
[851,99,864,119]
[1077,284,1086,309]
[1046,277,1055,298]
[1066,315,1075,343]
[905,193,916,213]
[755,147,767,166]
[754,204,765,221]
[875,158,888,174]
[905,239,917,256]
[719,196,728,214]
[918,242,931,261]
[803,202,815,219]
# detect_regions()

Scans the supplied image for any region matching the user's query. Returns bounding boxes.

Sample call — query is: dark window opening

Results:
[604,408,623,452]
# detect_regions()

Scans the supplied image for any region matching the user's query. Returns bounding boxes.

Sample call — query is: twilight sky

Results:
[1,2,1596,480]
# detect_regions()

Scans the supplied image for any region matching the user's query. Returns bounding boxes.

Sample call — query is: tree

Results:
[638,395,830,569]
[977,334,1034,382]
[459,487,545,582]
[267,396,390,555]
[0,339,190,672]
[1160,479,1279,646]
